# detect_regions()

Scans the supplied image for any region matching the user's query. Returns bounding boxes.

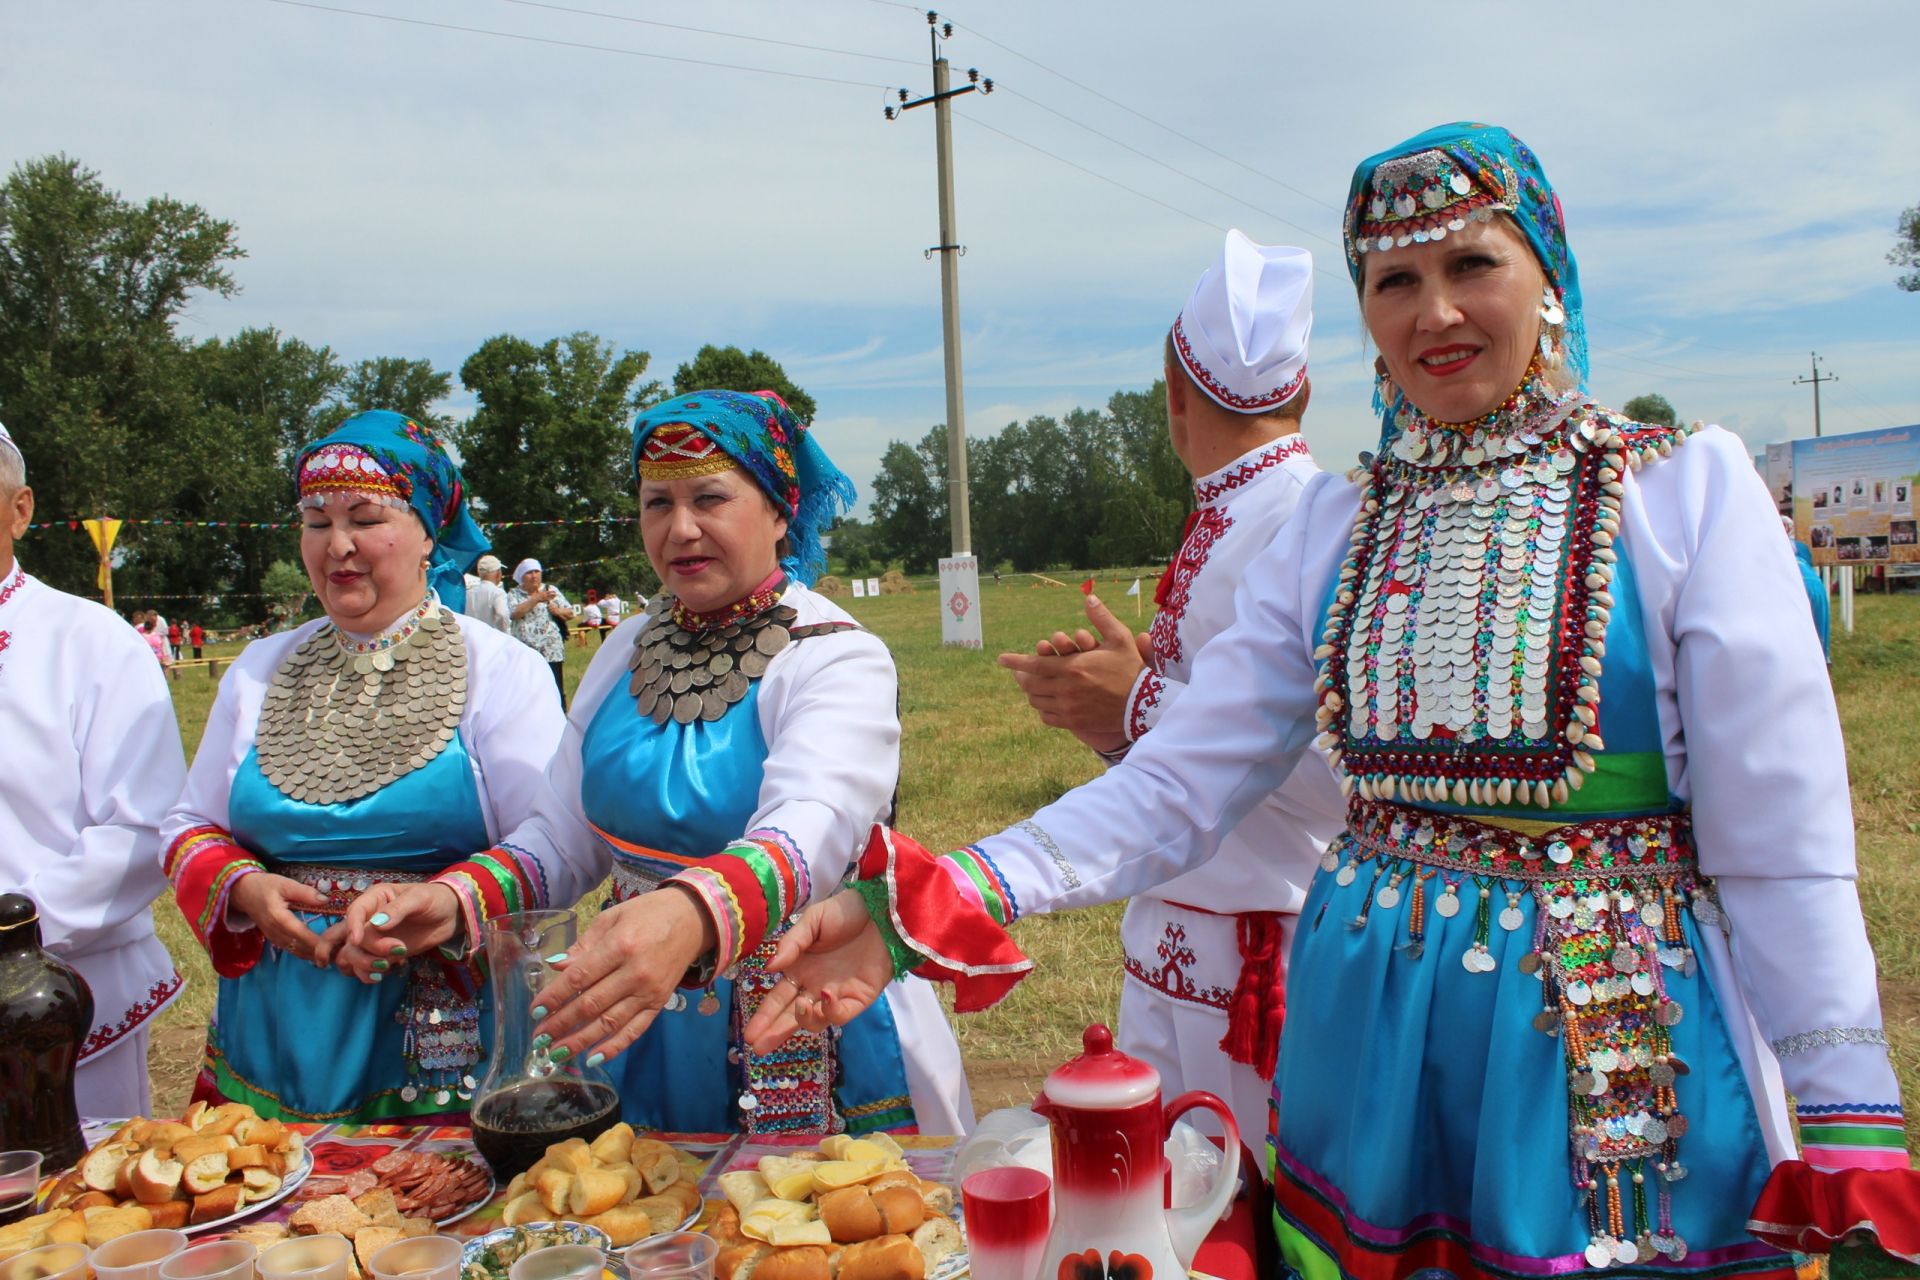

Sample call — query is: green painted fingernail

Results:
[585,1052,604,1068]
[545,952,569,965]
[370,912,390,926]
[391,944,408,957]
[373,960,389,972]
[532,1033,551,1052]
[531,1005,548,1019]
[549,1046,572,1063]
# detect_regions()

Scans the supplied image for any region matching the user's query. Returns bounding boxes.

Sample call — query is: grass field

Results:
[144,578,1920,1138]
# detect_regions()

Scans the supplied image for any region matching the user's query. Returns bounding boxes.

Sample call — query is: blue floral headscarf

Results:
[630,390,855,587]
[295,410,491,612]
[1344,122,1587,393]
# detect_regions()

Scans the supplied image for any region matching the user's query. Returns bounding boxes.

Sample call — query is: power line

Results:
[958,115,1227,235]
[945,17,1339,214]
[495,0,921,69]
[998,86,1338,251]
[263,0,890,89]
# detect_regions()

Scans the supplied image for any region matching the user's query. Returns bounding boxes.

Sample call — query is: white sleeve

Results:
[748,629,901,900]
[489,617,639,909]
[972,476,1356,916]
[1633,429,1900,1115]
[461,621,569,850]
[162,645,264,846]
[27,624,186,953]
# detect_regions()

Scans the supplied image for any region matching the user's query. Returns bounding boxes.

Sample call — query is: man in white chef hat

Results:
[999,231,1343,1147]
[0,421,187,1117]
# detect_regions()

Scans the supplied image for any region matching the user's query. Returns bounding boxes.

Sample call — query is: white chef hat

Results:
[1170,231,1313,414]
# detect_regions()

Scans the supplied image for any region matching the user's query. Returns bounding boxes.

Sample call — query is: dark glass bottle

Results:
[0,893,93,1170]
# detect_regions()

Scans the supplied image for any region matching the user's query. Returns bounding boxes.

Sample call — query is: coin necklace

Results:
[626,589,799,726]
[256,599,468,804]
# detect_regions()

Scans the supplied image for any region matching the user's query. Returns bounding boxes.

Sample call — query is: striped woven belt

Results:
[283,864,433,915]
[1334,798,1697,883]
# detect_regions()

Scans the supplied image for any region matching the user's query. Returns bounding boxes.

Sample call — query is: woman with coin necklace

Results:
[164,411,566,1121]
[345,390,971,1137]
[747,124,1916,1270]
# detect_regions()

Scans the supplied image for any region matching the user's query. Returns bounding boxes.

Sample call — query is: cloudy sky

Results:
[7,0,1919,514]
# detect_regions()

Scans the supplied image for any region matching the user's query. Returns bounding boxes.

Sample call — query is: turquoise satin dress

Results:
[578,669,915,1134]
[207,739,492,1121]
[1273,550,1785,1275]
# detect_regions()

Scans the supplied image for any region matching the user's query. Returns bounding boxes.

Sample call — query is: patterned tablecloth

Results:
[62,1122,1258,1279]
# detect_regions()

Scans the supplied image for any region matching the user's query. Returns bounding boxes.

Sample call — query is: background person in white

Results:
[999,234,1342,1146]
[0,422,186,1116]
[463,553,510,632]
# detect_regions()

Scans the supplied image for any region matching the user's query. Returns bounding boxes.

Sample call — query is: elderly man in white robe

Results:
[0,422,187,1116]
[998,234,1344,1147]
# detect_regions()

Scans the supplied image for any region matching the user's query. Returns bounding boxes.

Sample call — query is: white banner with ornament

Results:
[938,555,983,649]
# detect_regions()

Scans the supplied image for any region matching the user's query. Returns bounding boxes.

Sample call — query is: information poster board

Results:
[1763,442,1793,516]
[1791,425,1920,567]
[850,578,867,598]
[938,554,984,649]
[865,577,881,597]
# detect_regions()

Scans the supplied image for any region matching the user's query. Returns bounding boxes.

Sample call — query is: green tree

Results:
[455,331,662,593]
[322,356,453,432]
[827,517,879,577]
[1890,204,1920,292]
[1622,393,1678,427]
[869,431,946,573]
[261,558,311,626]
[671,345,816,423]
[0,153,244,598]
[1092,381,1187,566]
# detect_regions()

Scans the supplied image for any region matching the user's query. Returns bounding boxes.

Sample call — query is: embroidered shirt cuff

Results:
[432,851,536,959]
[849,827,1031,1013]
[1796,1102,1909,1172]
[669,832,806,973]
[164,825,267,978]
[1124,669,1165,744]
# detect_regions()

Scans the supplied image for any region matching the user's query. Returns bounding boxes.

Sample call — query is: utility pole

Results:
[886,13,991,555]
[1792,351,1838,438]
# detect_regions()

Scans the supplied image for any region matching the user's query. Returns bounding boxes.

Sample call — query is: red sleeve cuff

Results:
[1748,1159,1920,1263]
[164,826,266,978]
[855,827,1032,1013]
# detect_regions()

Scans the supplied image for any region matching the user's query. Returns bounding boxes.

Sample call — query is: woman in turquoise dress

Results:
[748,125,1920,1271]
[347,390,971,1136]
[164,410,567,1121]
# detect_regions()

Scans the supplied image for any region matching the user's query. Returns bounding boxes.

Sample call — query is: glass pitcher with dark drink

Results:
[469,910,618,1179]
[0,892,93,1177]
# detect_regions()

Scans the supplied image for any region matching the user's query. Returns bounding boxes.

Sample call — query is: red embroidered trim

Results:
[0,566,24,611]
[1126,671,1164,743]
[1171,313,1308,412]
[80,971,185,1061]
[1193,436,1312,505]
[1122,922,1234,1010]
[1148,508,1229,670]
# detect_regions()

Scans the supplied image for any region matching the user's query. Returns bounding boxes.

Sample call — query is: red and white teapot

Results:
[1029,1025,1241,1280]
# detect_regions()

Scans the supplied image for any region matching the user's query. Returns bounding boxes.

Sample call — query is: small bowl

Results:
[460,1224,614,1280]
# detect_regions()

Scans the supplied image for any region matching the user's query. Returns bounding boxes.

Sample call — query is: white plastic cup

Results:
[257,1234,352,1280]
[0,1243,90,1280]
[622,1233,716,1280]
[92,1229,191,1280]
[0,1151,42,1226]
[368,1235,465,1280]
[160,1241,258,1280]
[508,1245,609,1280]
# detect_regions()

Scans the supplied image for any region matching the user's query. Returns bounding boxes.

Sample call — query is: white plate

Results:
[185,1148,315,1235]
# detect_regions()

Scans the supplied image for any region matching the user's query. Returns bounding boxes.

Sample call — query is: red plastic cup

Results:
[962,1166,1052,1280]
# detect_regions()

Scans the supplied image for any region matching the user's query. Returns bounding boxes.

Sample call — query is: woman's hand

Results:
[314,922,395,984]
[341,882,463,962]
[529,886,717,1068]
[742,890,896,1054]
[228,872,331,963]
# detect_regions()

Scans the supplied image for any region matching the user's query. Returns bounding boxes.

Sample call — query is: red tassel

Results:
[1220,911,1287,1076]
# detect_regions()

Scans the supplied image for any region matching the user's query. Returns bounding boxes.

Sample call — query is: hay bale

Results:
[814,574,846,598]
[879,571,914,595]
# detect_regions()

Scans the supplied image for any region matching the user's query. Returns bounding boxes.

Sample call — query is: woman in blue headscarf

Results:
[163,410,567,1120]
[345,390,972,1136]
[743,125,1915,1270]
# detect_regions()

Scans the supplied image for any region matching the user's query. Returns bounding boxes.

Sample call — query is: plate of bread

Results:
[494,1123,702,1248]
[34,1101,314,1240]
[710,1134,964,1280]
